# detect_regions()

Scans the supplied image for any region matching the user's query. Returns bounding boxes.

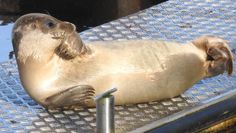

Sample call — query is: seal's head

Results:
[12,13,86,63]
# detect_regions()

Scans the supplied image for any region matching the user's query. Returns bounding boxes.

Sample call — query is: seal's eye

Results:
[45,19,56,29]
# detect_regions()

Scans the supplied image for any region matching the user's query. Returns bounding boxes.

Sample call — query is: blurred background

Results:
[0,0,166,31]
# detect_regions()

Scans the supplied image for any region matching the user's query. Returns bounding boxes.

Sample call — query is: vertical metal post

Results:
[95,88,117,133]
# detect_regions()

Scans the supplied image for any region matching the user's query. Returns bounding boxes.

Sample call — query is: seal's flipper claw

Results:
[45,85,95,108]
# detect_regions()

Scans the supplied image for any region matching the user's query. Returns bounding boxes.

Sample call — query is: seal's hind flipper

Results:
[45,85,95,108]
[192,35,233,77]
[206,45,233,77]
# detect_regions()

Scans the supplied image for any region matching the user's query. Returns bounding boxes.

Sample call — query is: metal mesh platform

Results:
[0,0,236,132]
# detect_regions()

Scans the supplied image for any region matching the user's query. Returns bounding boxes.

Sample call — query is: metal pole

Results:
[95,88,117,133]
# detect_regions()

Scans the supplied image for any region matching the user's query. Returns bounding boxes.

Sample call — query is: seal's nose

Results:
[59,22,76,33]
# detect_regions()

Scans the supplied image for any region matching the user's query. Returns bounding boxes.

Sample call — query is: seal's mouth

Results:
[51,31,66,39]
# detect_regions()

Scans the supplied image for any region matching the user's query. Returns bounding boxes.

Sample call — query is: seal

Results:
[12,13,234,108]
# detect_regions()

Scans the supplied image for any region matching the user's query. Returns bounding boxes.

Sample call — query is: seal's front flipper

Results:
[192,36,234,77]
[45,85,95,108]
[56,31,90,60]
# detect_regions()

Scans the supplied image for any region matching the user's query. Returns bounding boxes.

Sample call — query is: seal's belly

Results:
[91,58,204,105]
[86,41,206,105]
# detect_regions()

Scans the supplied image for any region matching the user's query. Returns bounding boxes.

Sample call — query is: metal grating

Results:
[0,0,236,132]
